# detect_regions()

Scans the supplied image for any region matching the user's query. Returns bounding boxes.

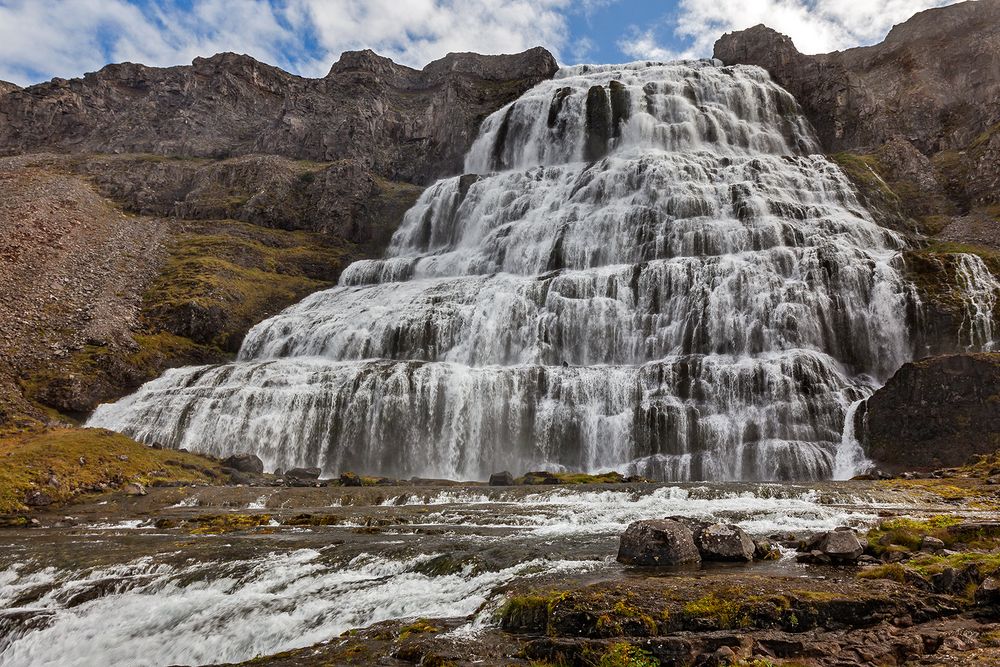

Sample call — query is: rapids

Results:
[88,60,997,481]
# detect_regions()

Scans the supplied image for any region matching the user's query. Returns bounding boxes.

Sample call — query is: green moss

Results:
[516,471,630,485]
[857,563,908,583]
[144,221,346,351]
[497,593,564,633]
[683,589,751,629]
[397,618,441,641]
[188,513,273,534]
[595,643,657,667]
[865,515,963,554]
[0,427,223,513]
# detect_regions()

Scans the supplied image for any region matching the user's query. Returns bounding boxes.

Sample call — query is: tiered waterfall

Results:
[92,61,940,481]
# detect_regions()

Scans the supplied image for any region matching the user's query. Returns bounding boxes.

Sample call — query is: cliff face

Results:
[0,48,558,428]
[859,353,1000,471]
[714,2,1000,156]
[0,48,558,184]
[714,1,1000,222]
[715,1,1000,472]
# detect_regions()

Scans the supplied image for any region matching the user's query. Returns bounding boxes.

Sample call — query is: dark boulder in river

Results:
[617,519,700,566]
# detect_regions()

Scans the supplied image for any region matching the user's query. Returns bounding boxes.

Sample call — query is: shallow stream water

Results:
[0,481,977,666]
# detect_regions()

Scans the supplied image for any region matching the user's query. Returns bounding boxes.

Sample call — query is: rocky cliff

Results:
[859,354,1000,470]
[0,48,557,184]
[714,1,1000,472]
[0,48,557,429]
[714,0,1000,230]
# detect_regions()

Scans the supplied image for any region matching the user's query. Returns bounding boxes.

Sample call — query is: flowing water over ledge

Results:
[86,60,981,482]
[0,481,985,667]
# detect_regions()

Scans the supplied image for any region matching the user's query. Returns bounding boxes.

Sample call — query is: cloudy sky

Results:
[0,0,963,86]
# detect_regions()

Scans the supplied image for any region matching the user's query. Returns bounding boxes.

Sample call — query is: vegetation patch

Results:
[188,513,273,534]
[682,588,751,629]
[595,643,657,667]
[0,427,222,513]
[516,471,630,485]
[865,515,963,555]
[144,220,348,352]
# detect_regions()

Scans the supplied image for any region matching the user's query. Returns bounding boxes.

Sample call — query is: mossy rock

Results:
[0,427,223,513]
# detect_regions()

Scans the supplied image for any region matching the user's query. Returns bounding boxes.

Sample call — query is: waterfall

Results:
[954,253,1000,351]
[91,60,924,481]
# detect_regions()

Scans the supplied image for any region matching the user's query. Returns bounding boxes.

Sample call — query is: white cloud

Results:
[619,0,963,63]
[0,0,572,86]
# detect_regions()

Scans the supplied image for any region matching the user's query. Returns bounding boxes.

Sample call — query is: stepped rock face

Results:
[0,48,558,184]
[713,1,1000,212]
[859,353,1000,471]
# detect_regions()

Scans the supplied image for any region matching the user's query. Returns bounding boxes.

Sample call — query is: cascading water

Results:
[92,61,936,481]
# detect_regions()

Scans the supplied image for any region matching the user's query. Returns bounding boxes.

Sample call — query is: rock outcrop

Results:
[859,353,1000,471]
[0,48,558,184]
[714,2,1000,158]
[714,1,1000,228]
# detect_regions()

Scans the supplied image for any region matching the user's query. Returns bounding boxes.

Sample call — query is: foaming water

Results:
[0,482,891,666]
[0,549,597,667]
[88,60,996,481]
[390,484,881,537]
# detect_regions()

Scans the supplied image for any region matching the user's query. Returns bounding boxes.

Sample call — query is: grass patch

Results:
[144,220,347,351]
[0,427,222,513]
[188,513,273,534]
[596,643,657,667]
[398,618,441,641]
[683,588,751,629]
[865,515,963,555]
[516,471,629,485]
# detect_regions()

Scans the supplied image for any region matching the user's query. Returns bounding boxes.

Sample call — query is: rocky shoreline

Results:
[3,444,1000,666]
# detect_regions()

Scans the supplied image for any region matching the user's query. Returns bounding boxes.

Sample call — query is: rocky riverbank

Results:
[3,447,1000,666]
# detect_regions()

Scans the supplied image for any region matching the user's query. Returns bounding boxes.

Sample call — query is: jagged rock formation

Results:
[0,48,558,184]
[714,1,1000,225]
[0,48,558,426]
[859,353,1000,470]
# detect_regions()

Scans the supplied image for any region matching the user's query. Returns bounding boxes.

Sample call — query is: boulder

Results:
[24,490,53,507]
[285,467,322,486]
[798,529,864,563]
[920,535,945,551]
[122,482,146,496]
[222,453,264,474]
[489,471,515,486]
[339,472,363,487]
[617,519,700,566]
[976,577,1000,606]
[694,523,755,562]
[753,538,782,561]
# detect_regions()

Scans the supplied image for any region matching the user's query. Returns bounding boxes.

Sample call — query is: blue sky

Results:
[0,0,961,86]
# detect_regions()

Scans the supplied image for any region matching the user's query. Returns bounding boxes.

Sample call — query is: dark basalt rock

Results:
[859,353,1000,471]
[694,523,756,562]
[797,529,865,564]
[713,1,1000,216]
[222,453,264,474]
[609,80,630,139]
[584,85,611,162]
[617,519,700,566]
[488,471,514,486]
[285,467,322,487]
